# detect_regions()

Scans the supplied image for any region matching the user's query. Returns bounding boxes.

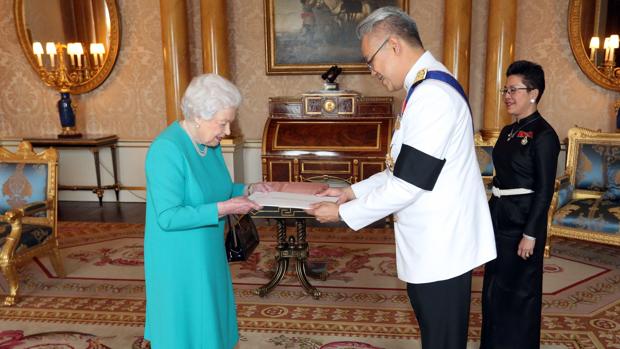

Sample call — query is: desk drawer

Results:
[300,160,351,175]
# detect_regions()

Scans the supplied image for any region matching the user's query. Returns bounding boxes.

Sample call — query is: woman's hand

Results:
[218,196,262,216]
[247,182,274,195]
[315,186,355,204]
[517,236,536,260]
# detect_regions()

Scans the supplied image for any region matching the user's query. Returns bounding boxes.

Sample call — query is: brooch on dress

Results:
[516,131,534,145]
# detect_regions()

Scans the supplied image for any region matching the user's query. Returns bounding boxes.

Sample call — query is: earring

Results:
[530,98,536,104]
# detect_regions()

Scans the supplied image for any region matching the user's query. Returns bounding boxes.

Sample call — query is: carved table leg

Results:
[110,144,120,201]
[294,219,322,299]
[91,148,104,206]
[255,219,289,297]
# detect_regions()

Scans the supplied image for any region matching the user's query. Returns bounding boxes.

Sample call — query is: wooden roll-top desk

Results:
[262,91,394,184]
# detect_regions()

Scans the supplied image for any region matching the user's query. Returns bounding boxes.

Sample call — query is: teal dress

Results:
[143,122,245,349]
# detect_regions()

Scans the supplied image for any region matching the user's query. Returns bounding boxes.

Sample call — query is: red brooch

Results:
[516,131,533,138]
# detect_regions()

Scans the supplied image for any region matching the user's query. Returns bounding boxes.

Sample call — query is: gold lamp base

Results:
[58,127,82,138]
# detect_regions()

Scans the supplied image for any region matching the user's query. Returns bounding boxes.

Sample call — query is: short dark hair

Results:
[356,6,424,49]
[506,60,545,104]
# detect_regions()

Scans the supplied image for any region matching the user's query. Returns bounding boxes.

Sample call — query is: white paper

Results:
[248,191,338,209]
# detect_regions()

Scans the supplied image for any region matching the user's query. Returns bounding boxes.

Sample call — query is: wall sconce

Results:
[31,41,106,138]
[591,34,619,81]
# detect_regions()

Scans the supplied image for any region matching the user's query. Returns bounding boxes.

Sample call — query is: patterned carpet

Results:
[0,221,618,348]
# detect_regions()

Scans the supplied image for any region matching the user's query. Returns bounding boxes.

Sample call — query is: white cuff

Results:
[523,234,536,241]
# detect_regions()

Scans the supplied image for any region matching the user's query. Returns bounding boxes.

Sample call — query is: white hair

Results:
[181,74,242,121]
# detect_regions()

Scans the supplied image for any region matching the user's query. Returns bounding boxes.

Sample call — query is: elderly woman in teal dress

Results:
[143,74,269,349]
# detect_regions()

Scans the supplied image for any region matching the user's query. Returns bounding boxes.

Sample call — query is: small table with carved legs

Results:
[252,207,328,299]
[24,135,121,206]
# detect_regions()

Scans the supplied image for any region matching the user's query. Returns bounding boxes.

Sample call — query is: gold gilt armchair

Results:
[545,127,620,256]
[0,141,65,306]
[474,133,498,198]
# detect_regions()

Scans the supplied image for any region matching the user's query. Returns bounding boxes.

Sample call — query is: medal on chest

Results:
[394,114,402,131]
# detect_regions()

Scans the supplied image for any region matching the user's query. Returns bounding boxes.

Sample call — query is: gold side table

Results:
[24,134,121,206]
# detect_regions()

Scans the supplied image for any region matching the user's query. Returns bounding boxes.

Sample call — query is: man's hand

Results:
[305,201,340,223]
[315,186,355,204]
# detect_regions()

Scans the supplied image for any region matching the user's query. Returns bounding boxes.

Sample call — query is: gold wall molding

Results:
[160,0,191,124]
[442,0,472,95]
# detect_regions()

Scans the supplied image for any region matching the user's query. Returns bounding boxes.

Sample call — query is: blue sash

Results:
[404,70,472,117]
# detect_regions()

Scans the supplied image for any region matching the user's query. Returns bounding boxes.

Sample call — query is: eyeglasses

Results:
[366,37,390,71]
[499,86,532,96]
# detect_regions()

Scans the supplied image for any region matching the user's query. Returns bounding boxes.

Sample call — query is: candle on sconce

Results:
[67,43,76,66]
[75,43,84,68]
[96,43,105,65]
[32,41,44,66]
[45,42,57,67]
[90,43,99,66]
[589,36,600,61]
[610,35,619,65]
[604,37,611,63]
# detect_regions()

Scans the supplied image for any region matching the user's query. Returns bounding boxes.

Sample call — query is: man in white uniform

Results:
[306,7,496,349]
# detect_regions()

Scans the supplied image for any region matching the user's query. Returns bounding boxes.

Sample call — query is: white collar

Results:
[403,51,435,91]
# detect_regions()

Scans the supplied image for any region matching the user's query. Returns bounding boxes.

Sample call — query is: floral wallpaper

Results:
[0,0,618,141]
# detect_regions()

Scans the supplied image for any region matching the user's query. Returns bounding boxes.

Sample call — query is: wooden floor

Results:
[59,201,146,224]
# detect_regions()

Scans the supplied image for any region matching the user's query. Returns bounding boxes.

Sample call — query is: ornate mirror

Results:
[14,0,121,95]
[568,0,620,91]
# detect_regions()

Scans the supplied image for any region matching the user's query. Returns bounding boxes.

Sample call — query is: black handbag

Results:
[225,214,259,262]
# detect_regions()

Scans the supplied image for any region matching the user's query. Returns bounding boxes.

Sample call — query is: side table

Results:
[24,134,121,206]
[251,207,328,299]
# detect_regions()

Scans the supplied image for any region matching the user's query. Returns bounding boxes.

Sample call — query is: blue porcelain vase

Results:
[57,92,76,128]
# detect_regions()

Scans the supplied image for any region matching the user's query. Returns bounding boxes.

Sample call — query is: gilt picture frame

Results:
[264,0,409,75]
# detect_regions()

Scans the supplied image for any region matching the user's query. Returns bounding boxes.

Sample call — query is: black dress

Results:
[480,111,560,349]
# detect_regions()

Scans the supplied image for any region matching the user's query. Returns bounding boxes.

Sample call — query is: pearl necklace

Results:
[506,116,539,142]
[181,121,207,157]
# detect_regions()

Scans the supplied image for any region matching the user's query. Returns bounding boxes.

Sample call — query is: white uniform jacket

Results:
[339,52,496,284]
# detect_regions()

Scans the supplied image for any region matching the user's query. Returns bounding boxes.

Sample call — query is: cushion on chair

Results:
[557,182,574,208]
[0,163,48,215]
[602,154,620,201]
[552,198,620,234]
[0,222,53,251]
[476,146,494,177]
[574,144,607,191]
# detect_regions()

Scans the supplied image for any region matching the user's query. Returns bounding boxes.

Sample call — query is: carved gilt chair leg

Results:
[544,235,551,258]
[1,264,20,306]
[49,248,66,277]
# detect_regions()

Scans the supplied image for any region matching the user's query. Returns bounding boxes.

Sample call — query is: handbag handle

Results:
[227,214,247,246]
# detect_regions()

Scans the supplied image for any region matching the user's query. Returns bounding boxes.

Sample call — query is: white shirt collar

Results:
[403,51,435,91]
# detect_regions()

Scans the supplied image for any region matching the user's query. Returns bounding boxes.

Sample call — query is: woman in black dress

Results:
[480,60,560,349]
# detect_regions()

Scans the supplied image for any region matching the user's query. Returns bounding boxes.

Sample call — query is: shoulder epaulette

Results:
[413,68,428,85]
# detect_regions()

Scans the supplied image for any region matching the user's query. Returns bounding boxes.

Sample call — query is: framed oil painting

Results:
[264,0,409,75]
